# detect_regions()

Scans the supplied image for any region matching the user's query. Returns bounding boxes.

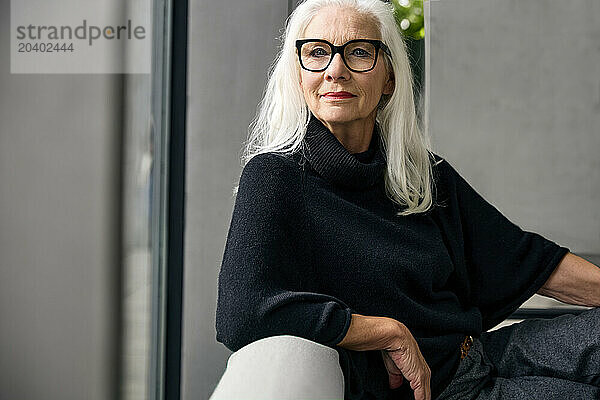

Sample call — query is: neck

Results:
[317,113,376,154]
[303,114,386,190]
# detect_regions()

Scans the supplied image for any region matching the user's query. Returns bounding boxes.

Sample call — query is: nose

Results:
[325,53,350,82]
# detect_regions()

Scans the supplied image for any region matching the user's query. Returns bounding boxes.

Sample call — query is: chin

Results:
[315,109,357,125]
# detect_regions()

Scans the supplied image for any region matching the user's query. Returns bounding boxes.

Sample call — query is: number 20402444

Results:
[18,42,74,53]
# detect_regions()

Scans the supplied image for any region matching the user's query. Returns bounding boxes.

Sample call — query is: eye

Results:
[309,47,329,57]
[350,47,372,57]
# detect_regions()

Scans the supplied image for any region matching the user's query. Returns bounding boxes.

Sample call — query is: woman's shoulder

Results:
[427,151,461,201]
[428,151,452,182]
[427,151,482,203]
[244,151,303,169]
[428,150,446,168]
[237,152,305,200]
[427,151,468,185]
[241,152,303,181]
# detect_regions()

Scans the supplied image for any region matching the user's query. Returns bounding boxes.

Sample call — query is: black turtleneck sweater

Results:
[215,116,570,399]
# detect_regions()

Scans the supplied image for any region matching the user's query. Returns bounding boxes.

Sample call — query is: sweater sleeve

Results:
[215,153,353,352]
[442,160,570,330]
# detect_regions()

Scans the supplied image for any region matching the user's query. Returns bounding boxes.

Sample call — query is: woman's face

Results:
[298,7,394,129]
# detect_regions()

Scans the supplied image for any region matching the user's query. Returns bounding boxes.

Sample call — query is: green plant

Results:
[391,0,425,40]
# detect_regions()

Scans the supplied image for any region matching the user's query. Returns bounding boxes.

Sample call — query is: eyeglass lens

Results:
[300,41,377,72]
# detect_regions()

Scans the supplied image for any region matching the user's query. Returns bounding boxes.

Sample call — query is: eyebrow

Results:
[297,37,382,44]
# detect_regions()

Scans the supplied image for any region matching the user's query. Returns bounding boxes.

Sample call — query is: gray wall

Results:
[0,1,121,398]
[426,1,600,307]
[183,1,291,399]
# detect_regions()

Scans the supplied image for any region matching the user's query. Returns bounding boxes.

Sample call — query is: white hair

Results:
[242,0,435,216]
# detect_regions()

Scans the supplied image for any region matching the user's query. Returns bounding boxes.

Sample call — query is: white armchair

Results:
[210,335,344,400]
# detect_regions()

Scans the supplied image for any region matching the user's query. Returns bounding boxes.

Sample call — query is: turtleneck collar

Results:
[302,114,386,190]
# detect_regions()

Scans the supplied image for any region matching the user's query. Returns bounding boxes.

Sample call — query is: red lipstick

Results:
[322,91,356,99]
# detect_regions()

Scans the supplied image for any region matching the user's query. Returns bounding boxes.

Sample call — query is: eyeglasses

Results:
[295,38,391,73]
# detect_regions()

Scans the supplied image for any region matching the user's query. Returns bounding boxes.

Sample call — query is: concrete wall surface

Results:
[183,1,291,399]
[426,0,600,308]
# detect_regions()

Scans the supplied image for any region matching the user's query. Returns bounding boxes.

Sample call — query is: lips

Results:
[322,91,356,99]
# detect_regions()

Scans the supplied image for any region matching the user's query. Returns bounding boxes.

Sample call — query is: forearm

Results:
[336,313,406,351]
[538,252,600,307]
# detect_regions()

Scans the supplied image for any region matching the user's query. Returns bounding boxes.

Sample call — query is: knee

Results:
[210,335,344,399]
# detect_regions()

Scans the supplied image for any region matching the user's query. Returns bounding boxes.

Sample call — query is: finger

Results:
[412,384,426,400]
[388,371,403,389]
[381,351,404,389]
[424,376,431,400]
[410,376,431,400]
[424,367,431,400]
[414,376,430,400]
[381,351,402,374]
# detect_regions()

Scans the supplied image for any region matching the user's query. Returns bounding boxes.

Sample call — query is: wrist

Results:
[337,314,406,351]
[383,320,409,352]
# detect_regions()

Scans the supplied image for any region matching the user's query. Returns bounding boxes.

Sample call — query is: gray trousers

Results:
[437,307,600,400]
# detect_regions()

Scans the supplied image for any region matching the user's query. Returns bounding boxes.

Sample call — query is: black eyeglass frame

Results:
[295,38,392,73]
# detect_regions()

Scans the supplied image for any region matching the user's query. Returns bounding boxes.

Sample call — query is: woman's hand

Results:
[336,314,431,400]
[381,322,431,400]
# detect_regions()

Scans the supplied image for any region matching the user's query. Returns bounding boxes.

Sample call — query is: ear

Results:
[383,71,394,95]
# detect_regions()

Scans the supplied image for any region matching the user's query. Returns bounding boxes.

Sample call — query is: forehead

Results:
[302,6,381,44]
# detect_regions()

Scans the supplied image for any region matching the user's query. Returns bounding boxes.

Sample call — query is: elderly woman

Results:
[215,0,600,399]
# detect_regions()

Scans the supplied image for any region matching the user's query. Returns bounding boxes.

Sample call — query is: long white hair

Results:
[243,0,435,216]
